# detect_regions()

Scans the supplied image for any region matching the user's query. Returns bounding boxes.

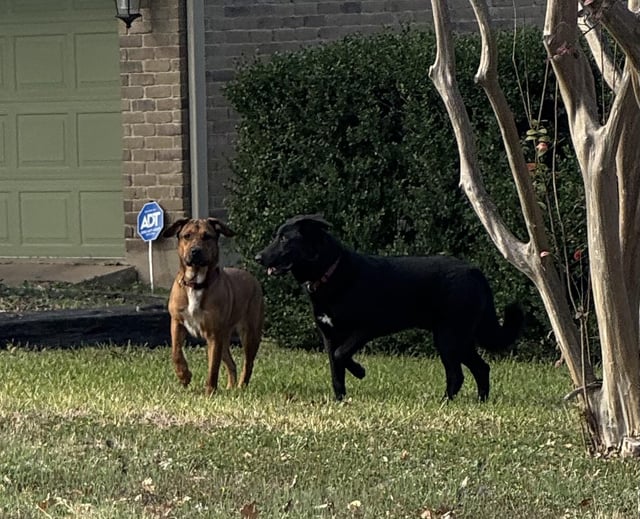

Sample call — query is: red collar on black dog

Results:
[306,257,341,293]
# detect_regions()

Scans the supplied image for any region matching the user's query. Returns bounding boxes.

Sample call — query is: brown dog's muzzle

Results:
[186,246,208,267]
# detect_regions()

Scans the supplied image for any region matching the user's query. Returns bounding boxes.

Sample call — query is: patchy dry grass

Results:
[0,342,639,518]
[0,281,165,313]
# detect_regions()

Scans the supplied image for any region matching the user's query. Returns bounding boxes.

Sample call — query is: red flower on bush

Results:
[536,142,548,153]
[573,249,583,262]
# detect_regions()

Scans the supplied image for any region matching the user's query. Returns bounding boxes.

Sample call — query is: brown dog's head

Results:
[163,218,235,280]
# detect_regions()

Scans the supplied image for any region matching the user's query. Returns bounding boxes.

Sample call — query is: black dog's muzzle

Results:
[255,252,291,276]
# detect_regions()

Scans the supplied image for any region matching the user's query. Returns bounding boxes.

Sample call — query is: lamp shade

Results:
[115,0,141,28]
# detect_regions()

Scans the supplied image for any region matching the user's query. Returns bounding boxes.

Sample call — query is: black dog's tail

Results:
[477,302,524,352]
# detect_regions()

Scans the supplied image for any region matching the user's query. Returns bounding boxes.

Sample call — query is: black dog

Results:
[255,215,523,401]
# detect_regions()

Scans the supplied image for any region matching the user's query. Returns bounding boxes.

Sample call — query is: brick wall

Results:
[204,0,545,214]
[119,0,189,285]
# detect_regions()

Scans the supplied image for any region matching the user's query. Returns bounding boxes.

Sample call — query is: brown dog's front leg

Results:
[205,333,227,396]
[171,319,192,387]
[221,345,238,389]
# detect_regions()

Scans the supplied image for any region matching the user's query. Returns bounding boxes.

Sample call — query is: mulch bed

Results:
[0,304,172,348]
[0,281,175,348]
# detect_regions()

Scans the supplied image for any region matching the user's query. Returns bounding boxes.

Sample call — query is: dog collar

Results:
[305,257,341,293]
[180,278,207,290]
[180,268,219,290]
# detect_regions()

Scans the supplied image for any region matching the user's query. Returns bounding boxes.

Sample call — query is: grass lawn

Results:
[0,342,637,518]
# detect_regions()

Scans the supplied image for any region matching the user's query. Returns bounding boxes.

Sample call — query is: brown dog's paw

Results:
[179,370,192,387]
[205,385,217,397]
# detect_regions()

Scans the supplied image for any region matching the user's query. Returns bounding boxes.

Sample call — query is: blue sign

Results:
[137,201,164,242]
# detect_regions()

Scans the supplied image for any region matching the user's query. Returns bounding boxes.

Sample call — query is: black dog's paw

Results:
[347,361,366,379]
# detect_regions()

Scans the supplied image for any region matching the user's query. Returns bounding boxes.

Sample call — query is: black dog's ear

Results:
[207,218,236,238]
[288,214,332,230]
[163,218,190,238]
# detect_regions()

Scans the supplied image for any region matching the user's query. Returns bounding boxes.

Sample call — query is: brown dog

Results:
[163,217,264,395]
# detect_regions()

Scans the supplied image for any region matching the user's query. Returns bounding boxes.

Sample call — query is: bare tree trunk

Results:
[429,0,640,453]
[545,0,640,452]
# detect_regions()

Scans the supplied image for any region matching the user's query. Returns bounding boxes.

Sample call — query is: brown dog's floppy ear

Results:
[163,218,190,238]
[207,218,236,238]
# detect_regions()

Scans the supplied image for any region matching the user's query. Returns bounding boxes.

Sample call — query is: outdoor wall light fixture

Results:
[115,0,141,28]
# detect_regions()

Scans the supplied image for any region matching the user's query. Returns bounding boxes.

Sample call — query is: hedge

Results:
[224,27,586,359]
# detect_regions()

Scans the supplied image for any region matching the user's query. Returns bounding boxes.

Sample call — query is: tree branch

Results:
[469,0,552,260]
[579,9,622,93]
[604,67,634,146]
[544,1,601,165]
[581,0,640,72]
[615,69,640,315]
[428,0,530,274]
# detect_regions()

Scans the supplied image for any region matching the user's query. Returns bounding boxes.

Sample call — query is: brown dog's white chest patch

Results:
[181,271,208,338]
[182,288,205,338]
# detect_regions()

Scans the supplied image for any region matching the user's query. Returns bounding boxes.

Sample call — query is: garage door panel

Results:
[17,113,69,168]
[8,0,71,15]
[75,32,120,90]
[78,112,121,167]
[80,191,123,244]
[72,0,105,10]
[15,34,67,90]
[0,115,6,167]
[20,191,76,244]
[0,192,9,241]
[0,37,7,91]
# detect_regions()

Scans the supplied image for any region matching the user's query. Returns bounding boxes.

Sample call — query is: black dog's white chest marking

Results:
[317,313,333,327]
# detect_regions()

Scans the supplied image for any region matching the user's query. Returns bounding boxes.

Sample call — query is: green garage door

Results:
[0,0,123,258]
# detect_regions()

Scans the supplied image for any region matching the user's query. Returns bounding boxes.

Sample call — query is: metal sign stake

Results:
[148,240,155,293]
[136,201,165,294]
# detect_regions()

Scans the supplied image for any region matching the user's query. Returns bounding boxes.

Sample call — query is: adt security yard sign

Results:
[137,201,164,242]
[137,201,165,292]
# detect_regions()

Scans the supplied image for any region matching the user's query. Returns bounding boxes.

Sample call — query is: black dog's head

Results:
[255,214,333,281]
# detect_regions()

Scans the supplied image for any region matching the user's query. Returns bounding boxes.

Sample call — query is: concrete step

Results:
[0,261,138,287]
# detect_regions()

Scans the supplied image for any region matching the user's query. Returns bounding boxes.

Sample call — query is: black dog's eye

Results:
[202,233,214,241]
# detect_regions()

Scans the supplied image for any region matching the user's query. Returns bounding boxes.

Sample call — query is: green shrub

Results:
[225,27,586,358]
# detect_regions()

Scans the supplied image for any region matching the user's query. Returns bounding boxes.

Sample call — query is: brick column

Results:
[119,0,189,286]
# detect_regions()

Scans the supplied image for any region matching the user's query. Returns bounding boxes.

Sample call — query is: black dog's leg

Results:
[322,336,347,400]
[329,355,347,401]
[441,355,464,400]
[333,333,368,364]
[323,343,365,400]
[434,328,465,400]
[461,348,491,401]
[333,335,367,382]
[345,358,366,379]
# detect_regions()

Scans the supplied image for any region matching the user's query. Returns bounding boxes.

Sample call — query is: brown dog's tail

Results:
[477,302,524,352]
